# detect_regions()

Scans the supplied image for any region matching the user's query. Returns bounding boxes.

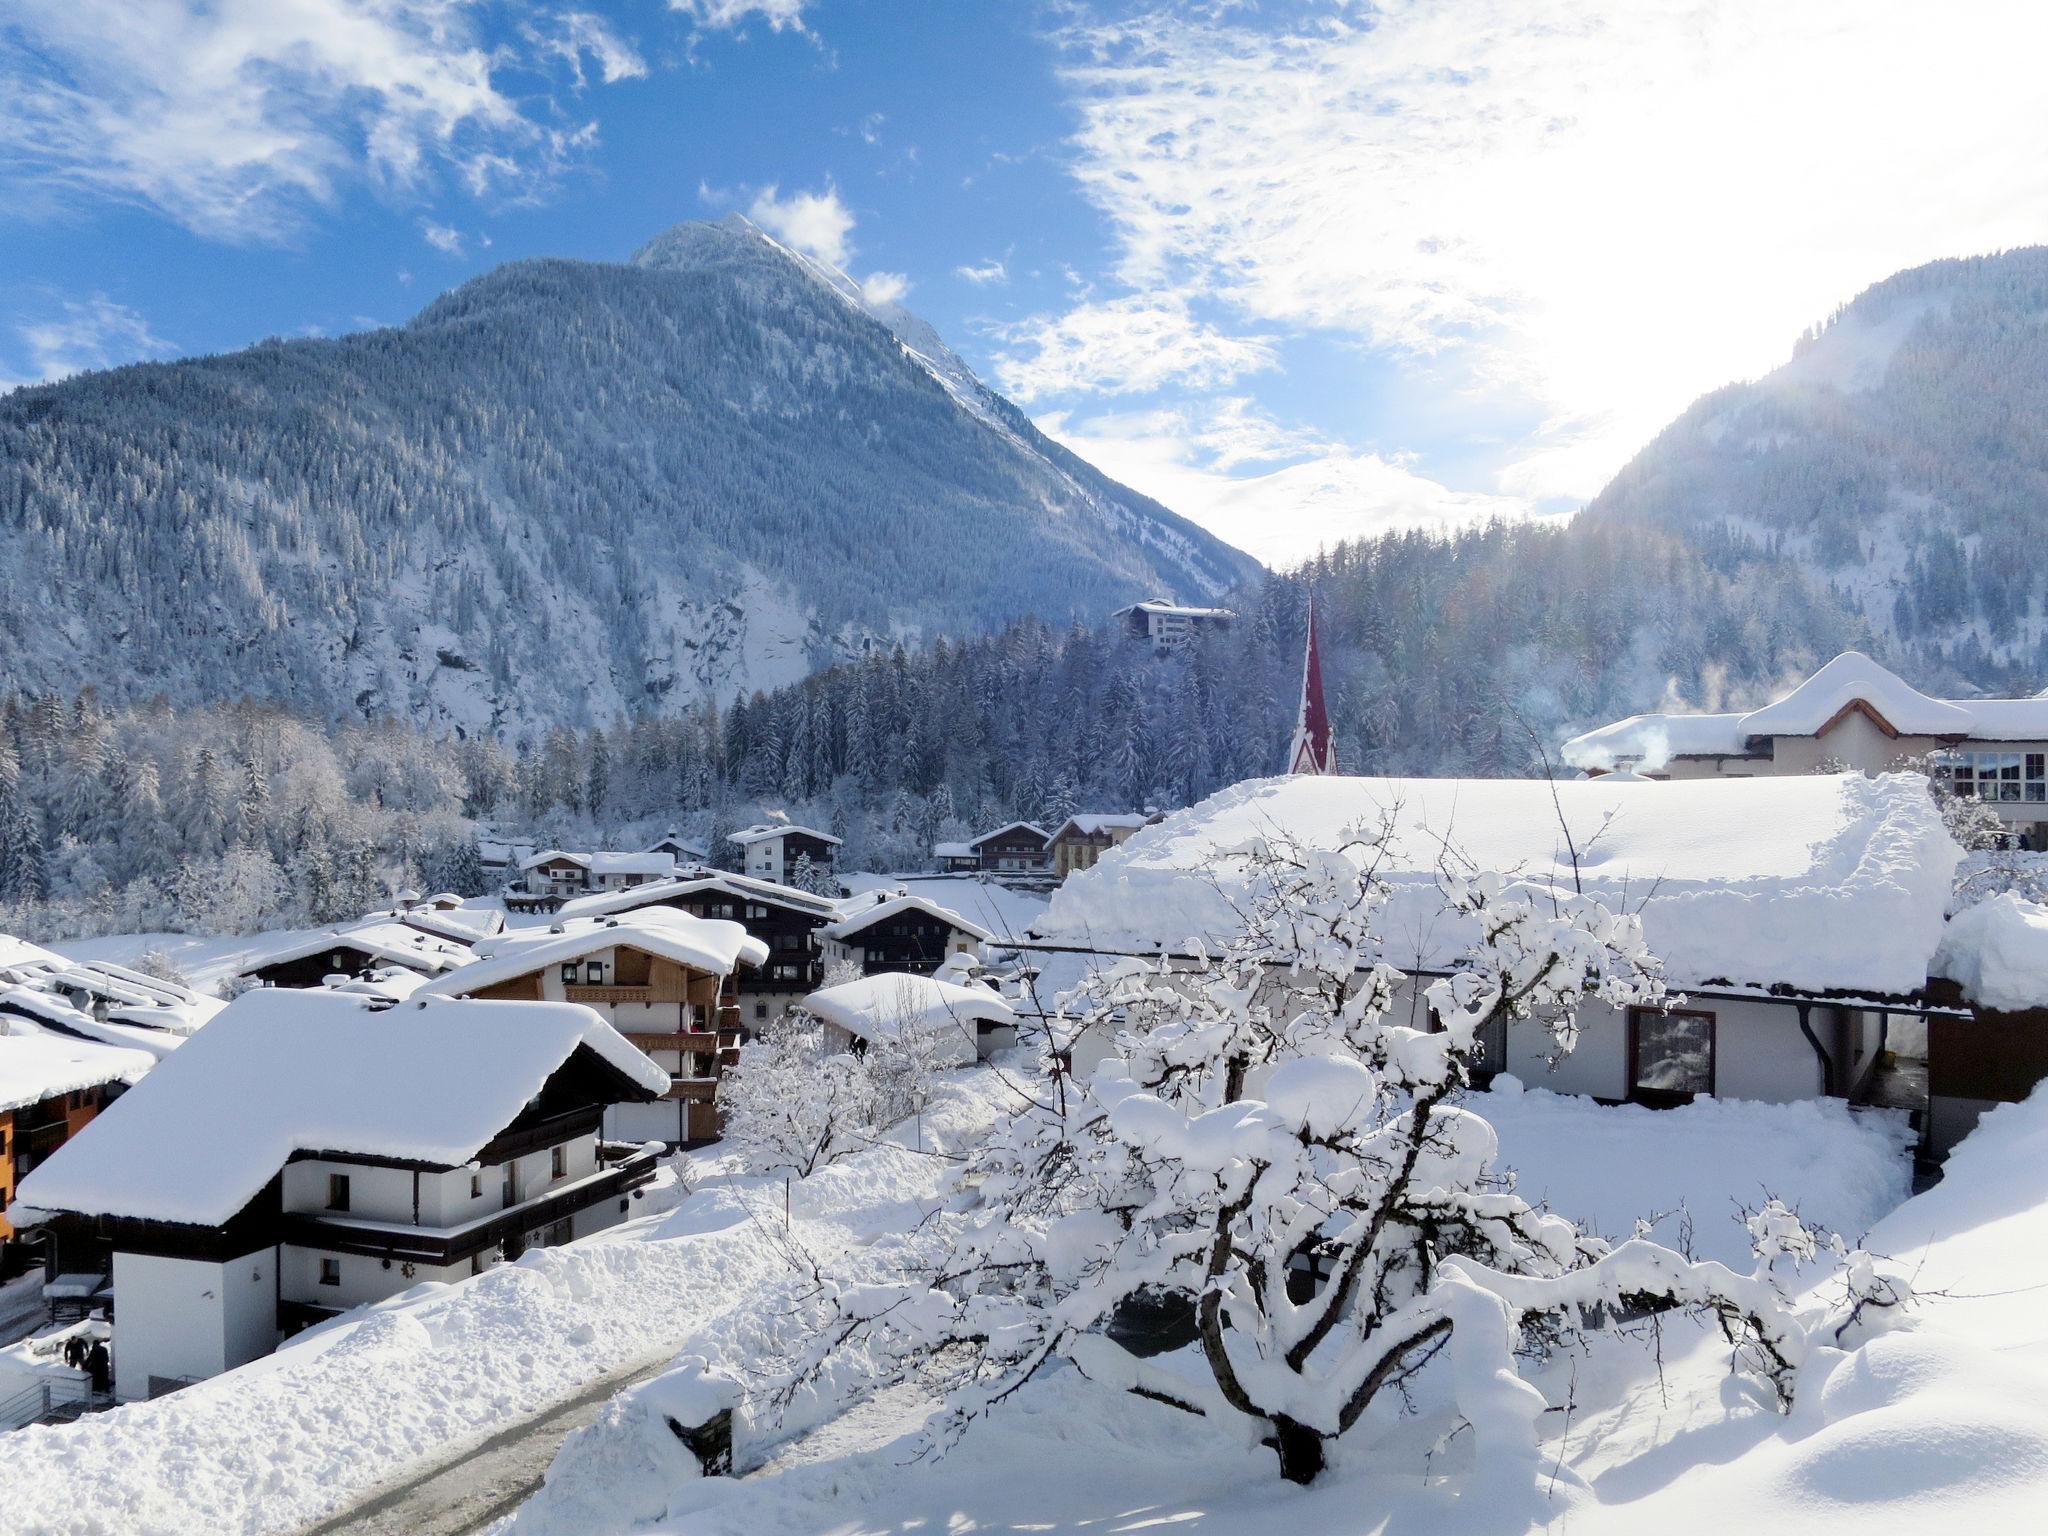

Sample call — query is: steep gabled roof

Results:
[969,821,1050,850]
[820,892,992,944]
[421,908,769,997]
[1049,813,1155,840]
[729,823,842,848]
[11,991,667,1228]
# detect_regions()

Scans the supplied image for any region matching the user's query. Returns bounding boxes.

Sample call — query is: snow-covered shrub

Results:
[764,835,1887,1486]
[715,1014,873,1178]
[131,947,191,988]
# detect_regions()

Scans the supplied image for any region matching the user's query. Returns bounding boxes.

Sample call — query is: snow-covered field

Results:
[492,1078,1928,1536]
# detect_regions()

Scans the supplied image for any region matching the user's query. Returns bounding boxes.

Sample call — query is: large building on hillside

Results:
[1046,813,1160,876]
[728,824,841,888]
[1564,652,2048,847]
[1113,598,1234,647]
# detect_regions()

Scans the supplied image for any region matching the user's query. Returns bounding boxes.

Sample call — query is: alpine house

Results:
[1021,772,1962,1124]
[7,990,669,1402]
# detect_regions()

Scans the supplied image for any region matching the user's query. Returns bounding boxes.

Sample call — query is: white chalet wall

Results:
[112,1248,278,1402]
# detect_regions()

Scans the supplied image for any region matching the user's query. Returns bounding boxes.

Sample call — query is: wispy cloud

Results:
[5,294,173,388]
[955,259,1008,286]
[747,183,856,266]
[990,296,1276,402]
[861,271,910,305]
[419,221,464,256]
[668,0,810,33]
[1054,0,2048,497]
[535,11,650,88]
[1043,399,1532,570]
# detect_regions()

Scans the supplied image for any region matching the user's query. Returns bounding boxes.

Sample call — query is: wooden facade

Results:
[1,1087,108,1262]
[823,909,980,977]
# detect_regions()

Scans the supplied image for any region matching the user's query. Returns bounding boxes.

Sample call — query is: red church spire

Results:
[1288,595,1335,776]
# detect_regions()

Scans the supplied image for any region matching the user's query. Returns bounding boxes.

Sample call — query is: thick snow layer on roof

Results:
[803,973,1014,1063]
[1564,651,2048,770]
[1932,893,2048,1011]
[969,821,1049,848]
[1031,773,1959,996]
[425,908,768,998]
[0,934,67,975]
[932,841,976,859]
[0,985,185,1060]
[12,991,666,1227]
[1739,651,1974,738]
[1057,813,1154,837]
[0,1021,154,1113]
[556,871,841,923]
[237,920,472,978]
[729,822,842,847]
[1115,598,1234,620]
[821,892,992,944]
[585,852,681,877]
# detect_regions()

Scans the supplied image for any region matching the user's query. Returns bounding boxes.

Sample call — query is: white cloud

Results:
[1043,400,1530,569]
[991,296,1277,402]
[420,221,464,256]
[861,271,910,305]
[1056,0,2048,497]
[537,11,650,87]
[6,294,172,388]
[955,259,1008,286]
[0,1,633,243]
[747,184,856,267]
[668,0,810,33]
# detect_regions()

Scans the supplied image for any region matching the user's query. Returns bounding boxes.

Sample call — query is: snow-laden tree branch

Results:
[756,834,1910,1486]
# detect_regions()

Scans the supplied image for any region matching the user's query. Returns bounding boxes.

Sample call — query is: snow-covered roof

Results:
[1564,652,2048,769]
[820,892,993,944]
[10,990,668,1228]
[645,831,708,856]
[421,907,769,998]
[235,920,473,979]
[1933,894,2048,1013]
[519,849,680,877]
[390,905,504,943]
[729,823,842,847]
[557,870,842,922]
[803,972,1015,1064]
[1113,598,1235,621]
[969,821,1050,849]
[0,934,65,975]
[0,1023,154,1114]
[932,841,976,859]
[0,985,185,1060]
[1051,813,1155,839]
[1028,772,1960,998]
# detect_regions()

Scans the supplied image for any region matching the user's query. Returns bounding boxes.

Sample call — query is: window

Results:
[1938,750,2048,803]
[584,960,607,985]
[747,904,768,919]
[1628,1007,1715,1107]
[326,1173,351,1212]
[318,1257,341,1287]
[754,1002,768,1020]
[561,962,580,984]
[551,1145,566,1179]
[470,1172,483,1199]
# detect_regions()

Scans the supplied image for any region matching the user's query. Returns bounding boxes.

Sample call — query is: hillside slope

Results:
[0,217,1257,737]
[1584,247,2048,689]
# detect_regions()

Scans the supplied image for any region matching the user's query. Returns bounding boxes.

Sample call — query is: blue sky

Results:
[4,1,2045,569]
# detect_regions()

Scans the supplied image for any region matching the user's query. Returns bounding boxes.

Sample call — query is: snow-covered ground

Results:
[0,1068,1032,1536]
[494,1079,1933,1536]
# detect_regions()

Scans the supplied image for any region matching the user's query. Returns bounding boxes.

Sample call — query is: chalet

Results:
[1047,812,1159,877]
[962,822,1052,875]
[802,963,1018,1067]
[562,874,844,1025]
[234,920,473,991]
[1113,597,1235,647]
[816,891,991,978]
[0,1030,153,1276]
[1021,773,1963,1135]
[728,823,841,889]
[7,990,668,1401]
[645,830,709,862]
[933,841,980,874]
[477,838,536,885]
[1564,651,2048,849]
[420,909,768,1145]
[519,850,680,899]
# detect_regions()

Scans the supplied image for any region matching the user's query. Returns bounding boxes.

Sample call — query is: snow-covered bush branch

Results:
[759,834,1904,1486]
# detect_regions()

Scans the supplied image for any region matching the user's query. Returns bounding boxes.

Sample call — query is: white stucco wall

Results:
[606,1098,694,1143]
[279,1244,478,1310]
[112,1248,278,1402]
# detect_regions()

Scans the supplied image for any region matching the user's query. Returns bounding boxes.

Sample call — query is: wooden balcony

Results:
[623,1030,723,1053]
[565,983,690,1007]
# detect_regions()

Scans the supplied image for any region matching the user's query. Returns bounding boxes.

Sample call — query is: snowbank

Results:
[1031,773,1959,996]
[1932,891,2048,1011]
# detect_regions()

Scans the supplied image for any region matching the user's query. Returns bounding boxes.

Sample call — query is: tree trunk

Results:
[1270,1416,1325,1485]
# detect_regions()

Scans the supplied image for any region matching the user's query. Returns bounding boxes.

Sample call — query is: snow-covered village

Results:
[3,3,2048,1534]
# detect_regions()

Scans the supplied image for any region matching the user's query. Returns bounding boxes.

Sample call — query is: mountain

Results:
[1583,247,2048,690]
[0,216,1258,738]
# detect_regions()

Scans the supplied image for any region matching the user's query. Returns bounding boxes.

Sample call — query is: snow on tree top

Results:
[9,990,668,1228]
[423,908,769,996]
[1029,772,1959,998]
[0,1018,154,1115]
[1933,893,2048,1013]
[1564,651,2048,770]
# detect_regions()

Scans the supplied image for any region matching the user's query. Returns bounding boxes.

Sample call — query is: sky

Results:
[2,0,2045,571]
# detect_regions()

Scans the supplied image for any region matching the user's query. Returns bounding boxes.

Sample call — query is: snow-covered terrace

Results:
[1025,772,1960,1002]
